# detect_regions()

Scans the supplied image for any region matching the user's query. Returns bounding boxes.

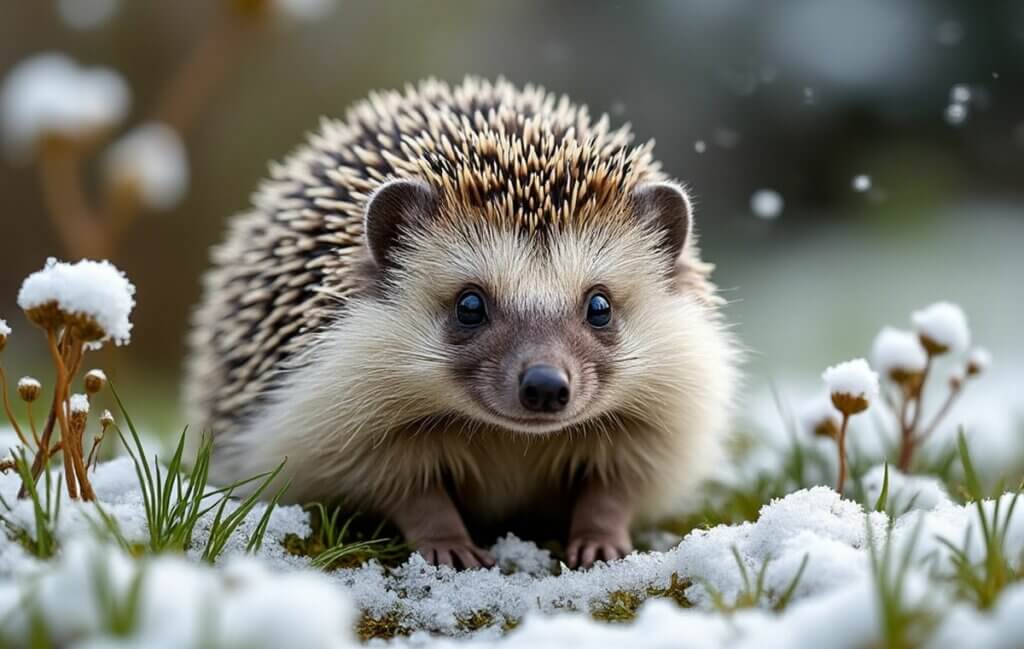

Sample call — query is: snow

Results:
[17,258,136,345]
[68,393,90,414]
[870,326,928,378]
[911,301,970,354]
[851,174,872,192]
[944,103,968,126]
[0,319,9,337]
[950,83,972,104]
[750,189,784,220]
[0,53,130,160]
[822,359,879,402]
[56,0,120,30]
[694,140,707,153]
[968,347,992,374]
[103,122,188,210]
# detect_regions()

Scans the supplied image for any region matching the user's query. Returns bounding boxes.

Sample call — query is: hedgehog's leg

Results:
[566,476,634,569]
[391,484,496,570]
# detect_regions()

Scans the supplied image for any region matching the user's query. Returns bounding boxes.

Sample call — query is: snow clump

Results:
[871,327,928,380]
[911,301,970,355]
[103,121,189,210]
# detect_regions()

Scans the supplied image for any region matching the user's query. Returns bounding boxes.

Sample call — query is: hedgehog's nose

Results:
[519,365,570,413]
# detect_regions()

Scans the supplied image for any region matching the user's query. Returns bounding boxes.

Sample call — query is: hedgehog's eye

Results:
[586,292,612,328]
[456,290,487,327]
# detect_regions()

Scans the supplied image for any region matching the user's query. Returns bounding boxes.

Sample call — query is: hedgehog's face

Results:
[362,179,697,435]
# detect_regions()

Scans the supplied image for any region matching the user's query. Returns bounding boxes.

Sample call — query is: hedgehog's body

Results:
[186,78,738,568]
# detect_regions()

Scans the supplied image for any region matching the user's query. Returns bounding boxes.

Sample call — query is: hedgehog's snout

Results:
[518,365,571,413]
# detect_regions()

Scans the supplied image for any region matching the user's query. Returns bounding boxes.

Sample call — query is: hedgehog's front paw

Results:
[415,537,496,570]
[566,531,632,570]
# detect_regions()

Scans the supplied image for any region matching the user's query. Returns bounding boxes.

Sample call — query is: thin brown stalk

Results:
[36,142,110,260]
[26,401,40,447]
[46,330,78,499]
[836,413,851,494]
[0,366,30,447]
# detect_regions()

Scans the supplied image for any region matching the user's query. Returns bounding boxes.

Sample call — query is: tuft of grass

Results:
[867,518,935,649]
[356,611,412,641]
[590,573,692,623]
[93,384,286,561]
[286,505,409,570]
[700,546,809,614]
[0,448,61,559]
[937,431,1024,608]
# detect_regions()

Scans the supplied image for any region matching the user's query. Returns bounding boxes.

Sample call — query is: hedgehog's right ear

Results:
[363,179,438,268]
[631,181,692,263]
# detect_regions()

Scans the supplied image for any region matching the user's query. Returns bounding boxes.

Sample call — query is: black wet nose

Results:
[519,365,571,413]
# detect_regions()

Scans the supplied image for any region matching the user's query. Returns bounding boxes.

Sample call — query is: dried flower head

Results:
[103,122,188,211]
[822,358,879,416]
[17,258,136,346]
[799,397,840,440]
[67,393,90,429]
[100,409,115,429]
[0,318,9,352]
[870,327,927,389]
[966,347,992,377]
[17,377,41,403]
[949,369,966,390]
[0,53,130,160]
[911,302,970,356]
[84,368,107,394]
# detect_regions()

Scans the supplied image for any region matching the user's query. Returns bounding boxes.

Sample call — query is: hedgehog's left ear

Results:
[363,179,438,268]
[631,181,692,262]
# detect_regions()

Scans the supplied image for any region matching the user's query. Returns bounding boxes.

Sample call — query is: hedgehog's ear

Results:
[631,181,692,262]
[363,179,438,268]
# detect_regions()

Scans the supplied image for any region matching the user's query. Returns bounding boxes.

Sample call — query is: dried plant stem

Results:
[836,413,851,494]
[153,12,255,134]
[0,366,30,447]
[896,356,932,472]
[37,142,110,259]
[46,331,78,499]
[921,384,963,441]
[26,402,39,447]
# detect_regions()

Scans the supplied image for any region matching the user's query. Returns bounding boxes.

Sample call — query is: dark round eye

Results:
[586,293,612,328]
[456,290,487,327]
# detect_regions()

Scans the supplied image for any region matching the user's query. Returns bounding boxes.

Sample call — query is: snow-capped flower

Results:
[17,377,41,403]
[83,369,107,395]
[870,326,928,385]
[799,396,840,439]
[17,258,136,346]
[99,409,115,428]
[966,347,992,376]
[68,393,90,415]
[750,189,784,220]
[57,0,120,30]
[0,318,9,351]
[103,122,188,210]
[948,368,966,390]
[1,53,130,160]
[911,301,970,355]
[822,358,878,416]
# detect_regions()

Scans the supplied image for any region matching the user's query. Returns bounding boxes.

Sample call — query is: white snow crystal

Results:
[273,0,337,20]
[750,189,784,220]
[17,258,136,345]
[822,359,879,401]
[0,53,130,160]
[103,122,188,210]
[85,368,107,383]
[870,327,928,378]
[851,174,872,192]
[68,393,90,414]
[57,0,120,30]
[911,301,970,354]
[0,319,9,337]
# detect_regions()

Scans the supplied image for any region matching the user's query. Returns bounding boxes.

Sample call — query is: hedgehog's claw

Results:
[416,540,495,570]
[566,536,632,570]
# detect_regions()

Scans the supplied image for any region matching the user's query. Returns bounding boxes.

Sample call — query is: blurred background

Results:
[1,0,1022,430]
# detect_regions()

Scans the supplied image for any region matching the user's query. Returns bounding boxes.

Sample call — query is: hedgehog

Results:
[185,77,739,569]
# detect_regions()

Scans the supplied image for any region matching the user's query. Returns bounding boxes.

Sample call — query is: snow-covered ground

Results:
[1,361,1023,648]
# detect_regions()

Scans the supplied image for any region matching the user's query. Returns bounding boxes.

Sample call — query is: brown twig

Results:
[836,413,851,494]
[36,141,110,259]
[0,366,30,447]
